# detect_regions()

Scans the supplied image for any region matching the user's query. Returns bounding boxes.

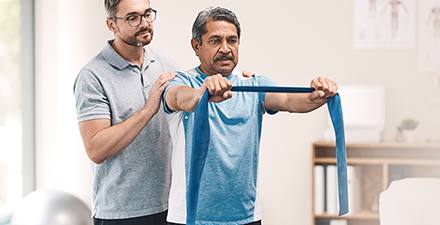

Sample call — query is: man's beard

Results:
[119,28,154,47]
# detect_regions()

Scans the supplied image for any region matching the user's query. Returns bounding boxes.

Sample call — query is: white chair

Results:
[379,177,440,225]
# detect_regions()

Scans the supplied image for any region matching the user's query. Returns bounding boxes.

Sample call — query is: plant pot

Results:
[403,130,415,143]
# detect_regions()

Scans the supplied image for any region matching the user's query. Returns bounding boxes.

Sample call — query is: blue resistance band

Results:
[186,86,348,225]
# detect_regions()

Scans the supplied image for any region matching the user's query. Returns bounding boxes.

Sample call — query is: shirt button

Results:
[185,116,188,119]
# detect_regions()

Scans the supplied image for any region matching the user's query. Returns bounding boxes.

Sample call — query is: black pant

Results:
[167,220,261,225]
[94,210,168,225]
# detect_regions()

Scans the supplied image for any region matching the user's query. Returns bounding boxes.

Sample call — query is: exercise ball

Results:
[10,190,92,225]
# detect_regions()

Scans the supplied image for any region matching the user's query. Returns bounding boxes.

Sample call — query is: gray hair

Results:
[192,6,241,45]
[105,0,150,18]
[104,0,120,18]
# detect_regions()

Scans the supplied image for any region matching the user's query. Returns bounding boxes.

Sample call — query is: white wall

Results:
[35,0,112,209]
[35,0,440,224]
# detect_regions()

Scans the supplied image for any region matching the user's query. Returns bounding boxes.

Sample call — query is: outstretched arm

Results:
[165,74,233,112]
[264,76,338,113]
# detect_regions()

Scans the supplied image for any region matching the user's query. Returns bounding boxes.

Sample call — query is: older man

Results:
[163,6,338,225]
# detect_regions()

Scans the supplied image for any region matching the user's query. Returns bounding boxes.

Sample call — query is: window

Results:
[0,0,35,213]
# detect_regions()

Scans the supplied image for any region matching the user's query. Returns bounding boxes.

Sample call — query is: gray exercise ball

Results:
[10,190,92,225]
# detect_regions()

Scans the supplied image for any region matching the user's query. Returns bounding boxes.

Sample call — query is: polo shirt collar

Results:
[102,40,155,70]
[142,46,154,70]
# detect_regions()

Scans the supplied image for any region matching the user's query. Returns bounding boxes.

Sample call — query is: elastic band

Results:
[186,86,348,224]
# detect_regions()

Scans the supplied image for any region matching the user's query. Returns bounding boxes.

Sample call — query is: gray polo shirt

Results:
[74,40,180,219]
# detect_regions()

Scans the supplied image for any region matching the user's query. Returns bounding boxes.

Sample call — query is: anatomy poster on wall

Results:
[354,0,416,49]
[420,0,440,72]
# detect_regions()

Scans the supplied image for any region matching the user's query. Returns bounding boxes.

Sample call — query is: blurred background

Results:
[1,0,439,224]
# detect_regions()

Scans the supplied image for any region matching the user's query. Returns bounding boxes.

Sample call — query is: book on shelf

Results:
[347,165,362,215]
[326,165,338,215]
[314,165,325,215]
[329,219,347,225]
[322,165,362,216]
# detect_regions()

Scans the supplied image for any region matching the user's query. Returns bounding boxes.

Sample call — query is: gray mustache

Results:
[135,29,151,36]
[213,54,235,62]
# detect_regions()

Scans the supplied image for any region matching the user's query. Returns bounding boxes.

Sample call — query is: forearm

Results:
[265,93,326,113]
[166,85,204,112]
[285,93,326,113]
[79,104,157,164]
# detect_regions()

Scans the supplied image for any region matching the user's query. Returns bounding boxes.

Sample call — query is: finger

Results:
[327,82,337,96]
[164,72,177,81]
[331,83,338,95]
[316,90,325,98]
[220,78,233,98]
[212,77,222,96]
[309,91,326,102]
[242,70,254,78]
[154,81,169,95]
[319,77,330,91]
[213,75,229,96]
[315,77,334,97]
[322,78,338,97]
[310,78,322,90]
[219,78,232,91]
[223,90,233,99]
[157,72,176,84]
[203,77,215,95]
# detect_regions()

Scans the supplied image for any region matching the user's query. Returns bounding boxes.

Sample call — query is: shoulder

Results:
[145,46,181,70]
[254,73,278,86]
[170,69,196,85]
[229,70,277,86]
[75,59,105,90]
[145,46,175,62]
[78,51,112,77]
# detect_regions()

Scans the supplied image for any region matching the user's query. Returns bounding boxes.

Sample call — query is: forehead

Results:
[117,0,151,15]
[204,20,238,38]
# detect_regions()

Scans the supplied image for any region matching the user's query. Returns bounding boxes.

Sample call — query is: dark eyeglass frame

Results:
[110,9,157,27]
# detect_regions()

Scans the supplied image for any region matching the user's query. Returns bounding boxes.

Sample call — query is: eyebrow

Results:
[208,35,222,40]
[208,34,238,39]
[124,8,152,17]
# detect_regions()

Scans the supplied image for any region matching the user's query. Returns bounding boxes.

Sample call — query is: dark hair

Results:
[104,0,150,18]
[192,6,241,45]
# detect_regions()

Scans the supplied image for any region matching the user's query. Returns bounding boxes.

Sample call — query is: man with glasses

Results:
[74,0,179,224]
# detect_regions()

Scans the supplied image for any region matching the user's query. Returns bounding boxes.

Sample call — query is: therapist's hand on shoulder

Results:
[200,74,233,103]
[308,76,338,104]
[242,70,254,78]
[145,71,177,113]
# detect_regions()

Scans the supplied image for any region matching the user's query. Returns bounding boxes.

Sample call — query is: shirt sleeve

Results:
[255,73,279,115]
[162,71,191,114]
[74,69,111,123]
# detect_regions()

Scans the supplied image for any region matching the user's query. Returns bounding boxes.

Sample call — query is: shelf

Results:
[312,141,440,225]
[315,209,379,220]
[314,157,440,166]
[313,141,440,162]
[313,141,440,149]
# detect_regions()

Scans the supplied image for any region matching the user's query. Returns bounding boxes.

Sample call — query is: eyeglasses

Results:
[110,9,157,27]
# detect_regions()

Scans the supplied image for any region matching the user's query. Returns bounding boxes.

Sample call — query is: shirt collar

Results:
[101,40,155,70]
[195,67,237,81]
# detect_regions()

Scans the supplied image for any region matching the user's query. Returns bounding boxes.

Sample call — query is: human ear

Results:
[191,38,200,57]
[106,18,118,34]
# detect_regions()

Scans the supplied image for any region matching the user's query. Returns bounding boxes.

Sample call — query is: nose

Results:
[218,40,231,54]
[139,15,151,27]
